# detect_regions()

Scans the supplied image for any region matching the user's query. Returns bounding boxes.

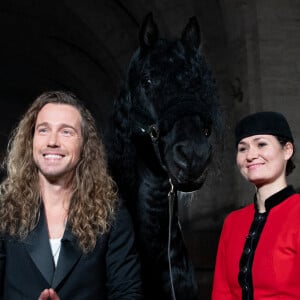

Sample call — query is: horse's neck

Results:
[134,165,174,218]
[138,165,170,196]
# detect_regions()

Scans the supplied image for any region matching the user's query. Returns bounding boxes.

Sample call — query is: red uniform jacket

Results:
[212,192,300,299]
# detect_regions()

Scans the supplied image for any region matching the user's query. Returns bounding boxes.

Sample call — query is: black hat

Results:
[235,111,294,146]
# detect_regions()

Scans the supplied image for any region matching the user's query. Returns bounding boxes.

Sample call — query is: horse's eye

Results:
[141,77,152,88]
[203,128,211,137]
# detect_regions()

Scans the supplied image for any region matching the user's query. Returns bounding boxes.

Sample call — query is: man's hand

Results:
[38,288,60,300]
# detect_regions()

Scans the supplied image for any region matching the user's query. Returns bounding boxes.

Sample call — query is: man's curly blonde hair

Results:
[0,91,118,253]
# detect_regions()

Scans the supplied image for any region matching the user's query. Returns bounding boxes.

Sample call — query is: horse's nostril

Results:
[173,143,189,168]
[172,142,212,173]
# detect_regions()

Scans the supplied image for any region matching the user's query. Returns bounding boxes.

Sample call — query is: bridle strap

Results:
[148,124,168,172]
[132,100,206,173]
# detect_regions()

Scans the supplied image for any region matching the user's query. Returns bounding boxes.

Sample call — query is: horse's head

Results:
[109,13,223,193]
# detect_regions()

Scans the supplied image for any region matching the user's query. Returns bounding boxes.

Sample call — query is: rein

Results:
[167,179,178,300]
[131,101,204,300]
[132,120,178,300]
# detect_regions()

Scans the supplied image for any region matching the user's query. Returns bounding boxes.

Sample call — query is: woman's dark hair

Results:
[276,136,296,176]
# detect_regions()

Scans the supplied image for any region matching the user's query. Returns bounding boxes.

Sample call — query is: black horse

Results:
[105,13,223,300]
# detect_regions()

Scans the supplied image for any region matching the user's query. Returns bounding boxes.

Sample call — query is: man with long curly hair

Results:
[0,91,143,299]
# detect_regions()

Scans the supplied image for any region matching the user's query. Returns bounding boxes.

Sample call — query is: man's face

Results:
[33,103,83,183]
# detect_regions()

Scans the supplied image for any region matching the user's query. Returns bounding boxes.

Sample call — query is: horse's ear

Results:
[139,12,159,49]
[181,16,201,49]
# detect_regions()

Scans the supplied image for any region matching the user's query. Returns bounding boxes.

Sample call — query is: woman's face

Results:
[236,134,293,187]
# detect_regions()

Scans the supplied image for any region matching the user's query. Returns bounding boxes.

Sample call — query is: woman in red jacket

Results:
[212,111,300,300]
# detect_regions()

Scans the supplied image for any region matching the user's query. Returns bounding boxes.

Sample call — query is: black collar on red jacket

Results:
[254,185,296,212]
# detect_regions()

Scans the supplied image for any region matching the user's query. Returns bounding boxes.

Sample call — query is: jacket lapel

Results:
[51,226,82,289]
[24,208,55,285]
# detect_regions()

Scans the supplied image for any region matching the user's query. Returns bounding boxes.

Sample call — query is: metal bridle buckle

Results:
[148,124,160,142]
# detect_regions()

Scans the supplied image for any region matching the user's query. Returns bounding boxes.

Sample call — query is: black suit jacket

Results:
[0,205,143,299]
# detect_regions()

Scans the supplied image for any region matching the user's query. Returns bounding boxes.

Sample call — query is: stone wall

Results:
[182,1,300,298]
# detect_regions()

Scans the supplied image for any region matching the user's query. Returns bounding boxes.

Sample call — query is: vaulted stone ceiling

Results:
[0,0,228,151]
